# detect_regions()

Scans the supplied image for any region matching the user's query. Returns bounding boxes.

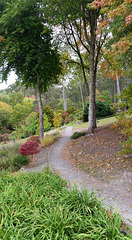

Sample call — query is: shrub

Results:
[67,106,77,115]
[43,113,51,131]
[21,112,38,136]
[43,106,55,126]
[0,108,11,132]
[53,113,62,128]
[0,133,9,142]
[112,85,132,154]
[83,100,113,122]
[19,141,39,156]
[0,144,29,171]
[28,135,41,144]
[71,131,87,139]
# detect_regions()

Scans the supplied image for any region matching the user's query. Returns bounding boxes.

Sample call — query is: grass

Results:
[0,143,30,172]
[0,168,131,239]
[72,116,117,130]
[41,132,61,147]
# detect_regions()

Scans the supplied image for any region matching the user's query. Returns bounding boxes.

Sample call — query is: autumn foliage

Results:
[19,141,39,156]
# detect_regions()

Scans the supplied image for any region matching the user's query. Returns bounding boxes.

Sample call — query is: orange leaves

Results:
[126,13,132,25]
[0,36,4,42]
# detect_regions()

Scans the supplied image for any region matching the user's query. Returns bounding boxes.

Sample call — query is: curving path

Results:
[48,127,132,225]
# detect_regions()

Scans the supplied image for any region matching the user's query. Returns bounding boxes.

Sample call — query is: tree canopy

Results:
[0,0,62,140]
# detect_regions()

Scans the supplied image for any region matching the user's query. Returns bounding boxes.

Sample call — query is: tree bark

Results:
[79,81,84,110]
[116,74,121,102]
[63,81,67,111]
[36,73,44,141]
[88,13,97,134]
[88,46,96,134]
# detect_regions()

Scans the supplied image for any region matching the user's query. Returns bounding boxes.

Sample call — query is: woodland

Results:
[0,0,132,239]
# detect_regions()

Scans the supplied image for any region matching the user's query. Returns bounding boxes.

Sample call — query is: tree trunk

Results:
[36,73,44,141]
[88,35,96,134]
[63,81,67,111]
[116,74,121,102]
[79,81,84,110]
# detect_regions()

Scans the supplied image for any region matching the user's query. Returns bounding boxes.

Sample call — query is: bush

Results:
[0,133,9,142]
[67,106,77,115]
[71,131,87,139]
[83,100,113,122]
[43,106,55,126]
[28,135,41,144]
[21,112,38,137]
[112,85,132,154]
[0,108,11,132]
[0,144,29,171]
[19,141,39,156]
[53,113,62,128]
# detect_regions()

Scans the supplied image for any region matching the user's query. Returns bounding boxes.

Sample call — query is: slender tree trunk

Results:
[88,36,96,134]
[79,81,84,110]
[116,74,121,102]
[36,73,44,141]
[63,81,67,111]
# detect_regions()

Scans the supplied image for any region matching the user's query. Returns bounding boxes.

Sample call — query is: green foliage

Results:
[21,112,38,137]
[0,0,61,91]
[0,144,29,171]
[43,105,55,126]
[71,131,87,139]
[112,85,132,154]
[67,106,77,115]
[43,113,51,131]
[98,90,111,104]
[11,102,33,127]
[83,100,113,122]
[0,170,131,239]
[0,108,11,133]
[53,113,62,128]
[8,90,24,107]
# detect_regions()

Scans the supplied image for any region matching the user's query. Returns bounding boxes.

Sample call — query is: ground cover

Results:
[63,124,132,182]
[0,169,131,239]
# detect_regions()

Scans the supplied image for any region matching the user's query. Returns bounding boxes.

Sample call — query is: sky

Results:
[0,71,17,90]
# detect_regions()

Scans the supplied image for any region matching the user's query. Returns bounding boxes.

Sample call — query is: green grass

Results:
[72,116,117,130]
[0,143,30,172]
[0,169,131,239]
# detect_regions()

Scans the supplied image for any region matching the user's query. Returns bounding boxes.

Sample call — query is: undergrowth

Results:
[0,169,131,239]
[0,144,29,172]
[71,131,87,139]
[41,132,61,147]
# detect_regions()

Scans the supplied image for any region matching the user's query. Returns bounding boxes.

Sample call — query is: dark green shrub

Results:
[71,131,87,139]
[83,100,113,122]
[67,106,77,115]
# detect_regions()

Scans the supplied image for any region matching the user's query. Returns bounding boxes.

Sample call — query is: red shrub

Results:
[19,141,39,156]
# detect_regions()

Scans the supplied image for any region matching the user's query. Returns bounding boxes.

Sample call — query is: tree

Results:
[0,0,61,141]
[44,0,132,134]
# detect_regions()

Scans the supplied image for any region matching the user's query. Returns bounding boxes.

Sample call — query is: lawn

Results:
[72,116,117,130]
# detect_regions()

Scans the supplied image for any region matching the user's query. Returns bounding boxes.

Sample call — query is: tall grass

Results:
[41,132,61,147]
[0,143,29,172]
[0,169,131,239]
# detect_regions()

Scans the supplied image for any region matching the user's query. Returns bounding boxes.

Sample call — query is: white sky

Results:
[0,72,17,91]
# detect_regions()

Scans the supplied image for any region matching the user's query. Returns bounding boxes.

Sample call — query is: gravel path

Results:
[48,127,132,225]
